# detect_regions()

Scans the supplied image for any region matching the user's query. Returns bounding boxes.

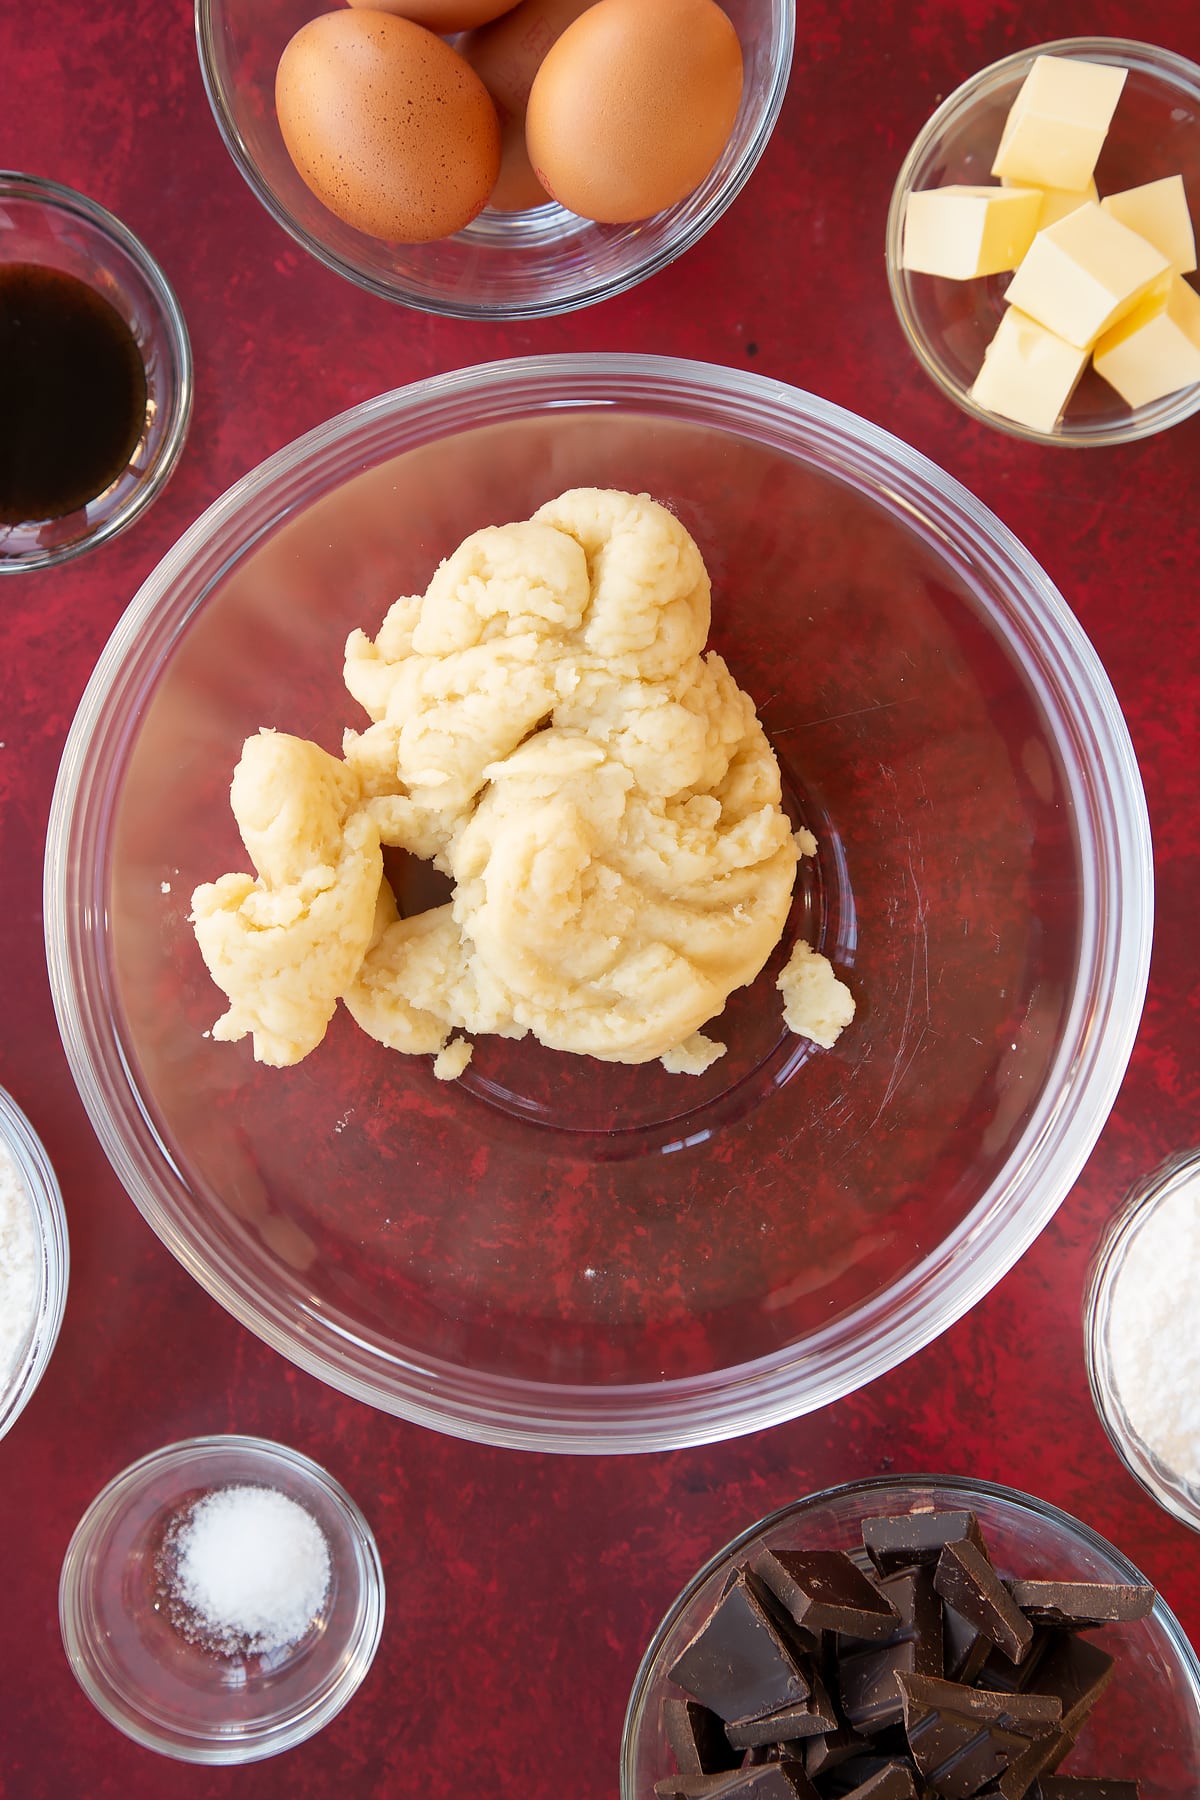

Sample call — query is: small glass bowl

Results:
[885,37,1200,446]
[0,1085,69,1441]
[0,172,192,570]
[59,1435,385,1763]
[1085,1147,1200,1534]
[195,0,793,319]
[621,1475,1200,1798]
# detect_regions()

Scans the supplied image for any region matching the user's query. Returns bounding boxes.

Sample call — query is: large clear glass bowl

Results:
[621,1475,1200,1797]
[44,353,1151,1452]
[195,0,793,319]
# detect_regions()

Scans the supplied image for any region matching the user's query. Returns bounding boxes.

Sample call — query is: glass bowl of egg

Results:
[195,0,793,318]
[621,1475,1200,1799]
[45,352,1150,1453]
[885,38,1200,445]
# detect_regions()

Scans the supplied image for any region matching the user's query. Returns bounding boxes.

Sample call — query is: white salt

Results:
[0,1136,38,1389]
[1108,1170,1200,1488]
[169,1483,331,1655]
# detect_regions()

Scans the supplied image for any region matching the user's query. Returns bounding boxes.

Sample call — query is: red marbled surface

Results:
[1,0,1197,1795]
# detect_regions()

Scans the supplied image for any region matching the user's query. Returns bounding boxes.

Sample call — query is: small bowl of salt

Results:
[0,1085,68,1441]
[59,1435,385,1761]
[1086,1146,1200,1534]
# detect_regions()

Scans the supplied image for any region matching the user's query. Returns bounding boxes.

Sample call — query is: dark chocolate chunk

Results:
[861,1509,984,1574]
[816,1754,921,1798]
[838,1565,943,1733]
[655,1764,819,1799]
[1031,1782,1141,1799]
[983,1722,1075,1799]
[943,1601,992,1686]
[897,1671,1061,1800]
[669,1572,812,1723]
[725,1764,818,1797]
[1006,1581,1155,1629]
[935,1538,1035,1665]
[974,1627,1053,1696]
[803,1716,873,1782]
[655,1775,750,1798]
[725,1679,838,1749]
[838,1764,920,1800]
[746,1568,824,1662]
[664,1697,739,1776]
[1027,1631,1114,1736]
[751,1549,900,1641]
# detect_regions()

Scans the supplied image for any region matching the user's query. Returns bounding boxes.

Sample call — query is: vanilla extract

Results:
[0,263,147,526]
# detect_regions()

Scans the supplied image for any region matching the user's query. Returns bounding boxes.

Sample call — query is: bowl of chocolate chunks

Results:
[621,1475,1200,1799]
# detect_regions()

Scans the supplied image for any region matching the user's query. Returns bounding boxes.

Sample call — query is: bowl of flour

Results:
[0,1086,69,1442]
[1086,1146,1200,1534]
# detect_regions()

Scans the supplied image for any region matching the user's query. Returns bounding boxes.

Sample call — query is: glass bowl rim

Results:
[619,1470,1200,1794]
[57,1431,386,1764]
[0,168,194,571]
[0,1083,69,1442]
[193,0,796,320]
[1084,1145,1200,1534]
[43,351,1152,1453]
[884,35,1200,448]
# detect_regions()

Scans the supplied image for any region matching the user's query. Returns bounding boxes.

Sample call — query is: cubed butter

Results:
[970,306,1090,432]
[1100,175,1197,275]
[1004,201,1170,347]
[992,54,1126,192]
[1001,173,1097,230]
[1092,274,1200,407]
[902,184,1043,278]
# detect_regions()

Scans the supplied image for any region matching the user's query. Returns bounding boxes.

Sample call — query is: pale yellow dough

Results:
[193,490,855,1072]
[190,731,382,1066]
[777,940,856,1050]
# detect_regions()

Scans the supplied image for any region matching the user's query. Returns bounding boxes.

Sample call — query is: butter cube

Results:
[992,54,1126,192]
[1001,174,1097,231]
[1004,201,1170,347]
[1100,175,1197,275]
[970,306,1090,432]
[1093,275,1200,407]
[902,185,1043,278]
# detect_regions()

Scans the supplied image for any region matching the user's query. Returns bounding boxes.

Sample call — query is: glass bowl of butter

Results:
[886,37,1200,446]
[45,353,1150,1452]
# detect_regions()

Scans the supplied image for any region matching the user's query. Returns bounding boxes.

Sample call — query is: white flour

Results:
[0,1135,39,1387]
[1108,1170,1200,1488]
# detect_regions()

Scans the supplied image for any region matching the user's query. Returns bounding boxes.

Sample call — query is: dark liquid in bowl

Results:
[0,263,147,525]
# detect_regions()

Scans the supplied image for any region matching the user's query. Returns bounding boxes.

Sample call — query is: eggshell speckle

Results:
[525,0,744,224]
[275,10,501,242]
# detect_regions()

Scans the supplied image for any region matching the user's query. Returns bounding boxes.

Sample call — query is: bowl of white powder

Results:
[58,1434,385,1761]
[0,1085,68,1442]
[1085,1146,1200,1534]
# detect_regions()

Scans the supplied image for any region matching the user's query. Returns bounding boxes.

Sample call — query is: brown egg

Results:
[525,0,744,224]
[275,10,501,242]
[459,0,595,212]
[346,0,519,29]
